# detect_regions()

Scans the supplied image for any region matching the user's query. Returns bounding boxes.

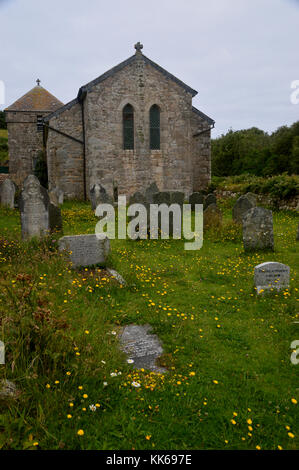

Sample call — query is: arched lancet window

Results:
[150,105,160,150]
[123,104,134,150]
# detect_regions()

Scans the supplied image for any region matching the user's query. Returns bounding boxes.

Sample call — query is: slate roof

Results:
[5,85,63,112]
[192,106,215,126]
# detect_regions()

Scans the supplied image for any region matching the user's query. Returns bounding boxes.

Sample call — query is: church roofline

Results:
[43,97,79,122]
[44,51,200,122]
[79,53,198,97]
[192,106,215,126]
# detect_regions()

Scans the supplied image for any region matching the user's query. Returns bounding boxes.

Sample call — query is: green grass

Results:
[0,201,298,450]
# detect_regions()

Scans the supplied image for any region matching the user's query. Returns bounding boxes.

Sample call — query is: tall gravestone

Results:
[90,183,113,211]
[19,175,50,239]
[233,195,255,224]
[0,179,16,209]
[254,262,290,294]
[242,207,274,251]
[58,234,110,268]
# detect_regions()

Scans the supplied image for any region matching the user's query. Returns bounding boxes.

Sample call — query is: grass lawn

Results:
[0,200,298,450]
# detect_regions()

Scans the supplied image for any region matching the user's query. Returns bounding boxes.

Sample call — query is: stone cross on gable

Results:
[36,78,41,86]
[134,42,143,53]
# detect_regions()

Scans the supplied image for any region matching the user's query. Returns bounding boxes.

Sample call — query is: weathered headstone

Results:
[245,192,258,206]
[49,187,64,206]
[189,192,204,211]
[254,262,290,294]
[119,324,167,373]
[204,193,217,210]
[242,207,274,251]
[153,191,184,206]
[203,203,222,229]
[129,191,148,206]
[58,234,110,268]
[233,195,255,224]
[0,179,16,209]
[90,183,113,211]
[19,175,50,239]
[49,203,63,233]
[144,182,159,204]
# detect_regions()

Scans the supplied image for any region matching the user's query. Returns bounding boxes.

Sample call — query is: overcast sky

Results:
[0,0,298,137]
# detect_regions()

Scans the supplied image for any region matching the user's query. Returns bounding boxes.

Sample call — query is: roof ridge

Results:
[192,106,215,125]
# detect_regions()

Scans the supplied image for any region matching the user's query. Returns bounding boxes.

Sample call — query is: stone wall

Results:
[216,189,299,212]
[46,101,84,199]
[191,112,211,191]
[5,111,44,186]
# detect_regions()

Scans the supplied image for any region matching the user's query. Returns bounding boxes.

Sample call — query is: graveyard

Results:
[0,190,298,450]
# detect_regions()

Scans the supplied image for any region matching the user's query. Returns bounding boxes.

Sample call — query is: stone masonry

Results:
[45,44,214,200]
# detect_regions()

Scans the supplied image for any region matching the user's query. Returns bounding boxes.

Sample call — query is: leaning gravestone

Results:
[189,192,204,211]
[19,175,50,239]
[204,193,217,210]
[254,262,290,294]
[58,234,110,268]
[90,183,113,211]
[242,207,274,251]
[119,324,167,373]
[0,179,16,209]
[233,195,255,224]
[203,203,222,229]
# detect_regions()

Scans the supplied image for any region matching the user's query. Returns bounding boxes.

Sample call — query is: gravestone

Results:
[254,262,290,294]
[19,175,50,239]
[119,324,167,373]
[242,207,274,251]
[245,192,258,206]
[203,203,222,229]
[129,191,148,206]
[153,191,184,206]
[189,192,204,211]
[204,193,216,210]
[49,187,64,206]
[0,178,15,209]
[90,183,113,211]
[233,195,255,224]
[49,203,63,233]
[152,191,184,237]
[58,234,110,268]
[144,182,159,204]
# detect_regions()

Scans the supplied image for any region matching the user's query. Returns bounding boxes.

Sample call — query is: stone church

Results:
[5,43,214,200]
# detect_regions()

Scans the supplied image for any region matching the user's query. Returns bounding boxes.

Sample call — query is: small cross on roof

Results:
[36,78,41,86]
[134,42,143,53]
